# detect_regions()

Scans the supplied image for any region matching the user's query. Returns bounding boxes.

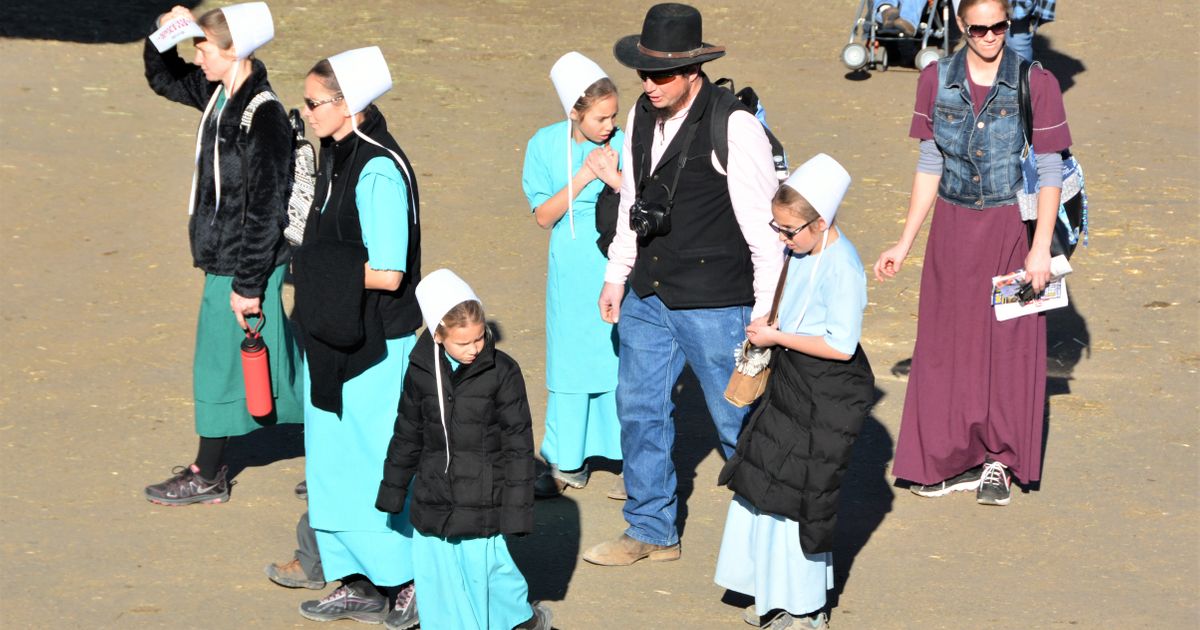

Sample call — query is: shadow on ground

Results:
[2,1,200,44]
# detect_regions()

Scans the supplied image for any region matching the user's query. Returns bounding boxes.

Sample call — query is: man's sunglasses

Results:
[965,20,1010,38]
[637,69,683,85]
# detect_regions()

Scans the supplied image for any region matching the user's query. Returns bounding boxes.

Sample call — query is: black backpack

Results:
[594,78,788,255]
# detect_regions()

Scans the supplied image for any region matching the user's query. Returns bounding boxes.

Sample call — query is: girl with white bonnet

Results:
[376,269,551,630]
[715,155,876,629]
[143,2,303,506]
[285,46,422,627]
[521,51,624,498]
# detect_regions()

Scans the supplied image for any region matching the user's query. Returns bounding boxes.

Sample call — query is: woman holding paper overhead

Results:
[142,2,302,506]
[873,0,1071,506]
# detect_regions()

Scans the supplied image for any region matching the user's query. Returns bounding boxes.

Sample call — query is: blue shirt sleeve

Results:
[355,156,410,272]
[522,124,559,212]
[817,241,867,356]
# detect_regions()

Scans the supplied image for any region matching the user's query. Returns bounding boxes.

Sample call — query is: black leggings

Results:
[194,436,227,479]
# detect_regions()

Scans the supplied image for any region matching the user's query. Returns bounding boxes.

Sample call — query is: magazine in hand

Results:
[991,255,1073,321]
[149,17,205,53]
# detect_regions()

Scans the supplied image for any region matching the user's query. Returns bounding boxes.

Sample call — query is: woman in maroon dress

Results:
[874,0,1071,506]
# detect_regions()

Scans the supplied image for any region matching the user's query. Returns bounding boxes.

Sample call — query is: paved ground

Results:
[1,0,1197,628]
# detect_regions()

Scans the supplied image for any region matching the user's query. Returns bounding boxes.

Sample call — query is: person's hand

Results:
[874,242,910,282]
[586,146,620,188]
[1023,245,1052,294]
[230,291,262,331]
[598,282,624,324]
[159,5,196,28]
[745,318,779,348]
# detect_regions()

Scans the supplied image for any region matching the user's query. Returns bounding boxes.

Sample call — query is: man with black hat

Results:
[586,2,782,566]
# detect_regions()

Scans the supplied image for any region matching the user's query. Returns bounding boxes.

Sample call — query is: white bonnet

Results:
[220,2,274,60]
[328,46,393,115]
[550,51,609,116]
[783,153,852,225]
[416,269,481,335]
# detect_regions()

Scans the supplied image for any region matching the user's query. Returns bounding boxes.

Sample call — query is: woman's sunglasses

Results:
[768,217,818,239]
[637,69,682,85]
[303,95,344,110]
[965,20,1010,38]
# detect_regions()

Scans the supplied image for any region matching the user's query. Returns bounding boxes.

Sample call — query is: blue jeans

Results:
[1007,17,1040,61]
[616,292,751,546]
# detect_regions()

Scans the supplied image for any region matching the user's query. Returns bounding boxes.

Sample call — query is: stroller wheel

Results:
[841,43,868,71]
[916,46,942,70]
[877,46,889,71]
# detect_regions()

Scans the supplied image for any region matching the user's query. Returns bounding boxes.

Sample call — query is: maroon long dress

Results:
[892,61,1072,485]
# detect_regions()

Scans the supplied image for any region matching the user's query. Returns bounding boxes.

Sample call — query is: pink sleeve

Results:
[603,107,639,285]
[724,110,785,318]
[908,64,938,140]
[1030,67,1072,153]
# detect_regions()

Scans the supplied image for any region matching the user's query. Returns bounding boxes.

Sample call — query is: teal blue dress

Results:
[305,156,415,586]
[521,121,624,471]
[409,356,534,630]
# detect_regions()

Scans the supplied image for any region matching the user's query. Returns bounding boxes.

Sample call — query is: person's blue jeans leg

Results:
[1007,17,1038,61]
[617,293,687,547]
[666,304,753,459]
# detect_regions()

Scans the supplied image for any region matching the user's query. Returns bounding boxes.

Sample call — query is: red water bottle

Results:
[241,315,274,417]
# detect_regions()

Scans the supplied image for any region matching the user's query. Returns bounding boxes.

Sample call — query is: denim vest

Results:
[934,50,1024,208]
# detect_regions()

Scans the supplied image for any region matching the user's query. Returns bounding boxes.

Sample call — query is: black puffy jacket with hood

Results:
[144,39,292,298]
[376,331,536,538]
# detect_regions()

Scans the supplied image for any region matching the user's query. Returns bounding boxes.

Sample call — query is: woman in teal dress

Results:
[290,48,422,627]
[142,4,303,506]
[522,52,624,496]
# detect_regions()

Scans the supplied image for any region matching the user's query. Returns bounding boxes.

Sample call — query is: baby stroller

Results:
[841,0,954,72]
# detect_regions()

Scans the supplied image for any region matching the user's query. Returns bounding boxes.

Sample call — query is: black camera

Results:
[629,198,671,238]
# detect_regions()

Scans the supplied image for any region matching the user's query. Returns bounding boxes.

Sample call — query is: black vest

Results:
[308,107,422,337]
[629,77,754,309]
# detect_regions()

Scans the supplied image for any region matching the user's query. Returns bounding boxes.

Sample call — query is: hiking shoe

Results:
[582,533,680,566]
[533,472,567,498]
[977,460,1012,506]
[144,464,229,506]
[299,583,387,624]
[743,605,759,626]
[265,558,325,590]
[384,583,418,630]
[910,466,983,498]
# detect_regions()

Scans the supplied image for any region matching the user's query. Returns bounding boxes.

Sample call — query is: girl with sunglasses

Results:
[142,3,304,506]
[521,52,625,498]
[875,0,1072,506]
[285,48,422,628]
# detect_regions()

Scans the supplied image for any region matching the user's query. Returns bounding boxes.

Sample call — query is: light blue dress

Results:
[410,354,533,630]
[305,156,415,586]
[521,121,624,471]
[714,233,867,618]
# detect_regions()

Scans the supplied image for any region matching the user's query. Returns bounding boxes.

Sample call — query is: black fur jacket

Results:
[144,40,292,298]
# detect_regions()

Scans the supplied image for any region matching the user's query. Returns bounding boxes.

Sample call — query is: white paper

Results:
[149,18,205,53]
[991,256,1073,321]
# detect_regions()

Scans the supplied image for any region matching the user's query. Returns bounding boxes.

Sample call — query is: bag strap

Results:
[1017,59,1039,149]
[236,90,282,225]
[239,91,279,134]
[766,253,792,325]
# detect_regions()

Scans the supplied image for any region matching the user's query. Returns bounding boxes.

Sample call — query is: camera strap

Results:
[636,115,702,208]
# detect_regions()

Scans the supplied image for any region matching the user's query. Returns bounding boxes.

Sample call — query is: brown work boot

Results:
[582,534,680,566]
[265,558,326,590]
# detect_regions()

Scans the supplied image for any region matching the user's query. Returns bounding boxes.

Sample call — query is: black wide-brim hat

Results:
[614,3,726,72]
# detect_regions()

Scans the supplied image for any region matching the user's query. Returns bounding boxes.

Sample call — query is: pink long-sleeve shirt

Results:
[604,89,784,318]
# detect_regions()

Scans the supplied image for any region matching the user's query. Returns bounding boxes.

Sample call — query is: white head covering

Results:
[328,46,393,116]
[781,154,853,331]
[221,2,274,60]
[183,2,275,220]
[415,269,483,472]
[318,46,416,220]
[783,153,852,226]
[548,51,610,239]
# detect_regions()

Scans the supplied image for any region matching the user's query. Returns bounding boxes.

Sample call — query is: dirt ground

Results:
[1,0,1197,628]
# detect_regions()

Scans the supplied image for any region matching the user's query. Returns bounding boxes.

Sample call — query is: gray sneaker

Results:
[762,611,829,629]
[144,464,229,506]
[299,583,387,624]
[909,465,983,498]
[384,583,418,630]
[976,460,1012,506]
[529,601,553,630]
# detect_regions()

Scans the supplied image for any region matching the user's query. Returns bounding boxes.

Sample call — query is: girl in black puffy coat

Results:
[376,269,551,630]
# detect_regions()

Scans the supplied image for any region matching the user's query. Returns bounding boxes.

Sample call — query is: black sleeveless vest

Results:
[629,77,754,309]
[307,106,422,337]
